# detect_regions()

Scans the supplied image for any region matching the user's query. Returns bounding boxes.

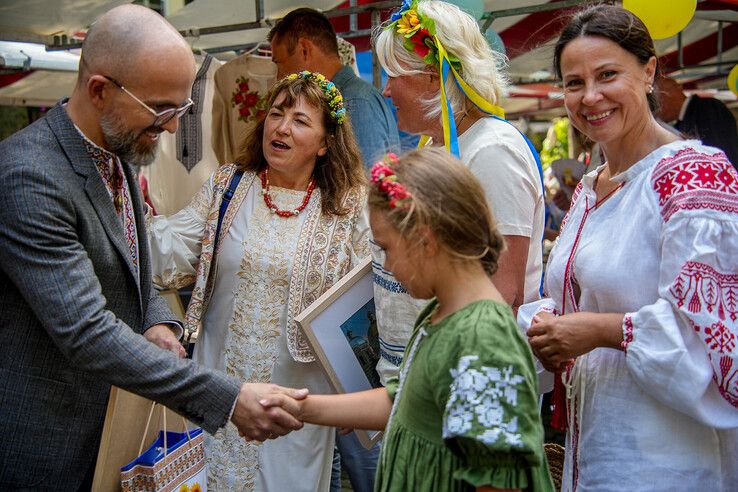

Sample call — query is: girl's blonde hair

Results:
[235,75,365,216]
[369,147,504,276]
[373,0,509,124]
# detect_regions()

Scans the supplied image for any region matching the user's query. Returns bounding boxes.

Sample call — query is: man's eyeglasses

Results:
[104,75,194,128]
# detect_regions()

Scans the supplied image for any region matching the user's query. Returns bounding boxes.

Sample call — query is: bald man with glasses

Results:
[0,5,306,490]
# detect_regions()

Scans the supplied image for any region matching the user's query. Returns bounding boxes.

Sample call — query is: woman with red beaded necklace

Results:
[147,72,367,490]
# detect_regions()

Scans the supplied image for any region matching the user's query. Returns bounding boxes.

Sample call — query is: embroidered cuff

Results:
[621,314,634,352]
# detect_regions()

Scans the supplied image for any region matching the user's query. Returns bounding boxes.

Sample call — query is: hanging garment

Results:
[212,53,276,164]
[141,54,223,215]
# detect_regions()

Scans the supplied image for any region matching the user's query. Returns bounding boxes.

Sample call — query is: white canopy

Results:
[0,0,736,115]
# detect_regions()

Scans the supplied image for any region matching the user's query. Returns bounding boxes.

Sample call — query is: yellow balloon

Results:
[623,0,696,40]
[728,65,738,97]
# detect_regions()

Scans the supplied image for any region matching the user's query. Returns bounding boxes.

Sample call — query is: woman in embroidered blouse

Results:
[147,72,368,490]
[518,5,738,491]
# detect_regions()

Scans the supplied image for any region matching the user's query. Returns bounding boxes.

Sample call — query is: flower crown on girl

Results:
[370,153,413,210]
[286,71,347,125]
[385,0,505,157]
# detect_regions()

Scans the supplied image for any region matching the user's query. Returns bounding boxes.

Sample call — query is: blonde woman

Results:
[371,0,545,383]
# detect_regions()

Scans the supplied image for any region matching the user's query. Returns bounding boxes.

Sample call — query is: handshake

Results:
[143,326,310,441]
[230,383,309,441]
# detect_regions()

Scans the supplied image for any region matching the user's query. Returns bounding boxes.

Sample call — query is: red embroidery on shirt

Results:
[670,261,738,321]
[538,305,559,316]
[704,321,737,354]
[651,148,738,222]
[671,261,738,408]
[717,357,738,408]
[621,314,634,352]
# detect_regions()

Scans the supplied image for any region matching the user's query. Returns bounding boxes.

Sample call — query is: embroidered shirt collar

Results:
[73,123,119,174]
[582,140,699,187]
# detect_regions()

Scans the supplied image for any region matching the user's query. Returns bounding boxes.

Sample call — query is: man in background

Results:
[657,76,738,168]
[269,8,400,169]
[0,5,304,489]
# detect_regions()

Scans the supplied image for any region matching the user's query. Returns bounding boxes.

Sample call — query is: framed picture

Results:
[295,256,383,449]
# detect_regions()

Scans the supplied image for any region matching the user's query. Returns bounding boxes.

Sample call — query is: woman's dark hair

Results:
[553,4,661,112]
[234,75,365,216]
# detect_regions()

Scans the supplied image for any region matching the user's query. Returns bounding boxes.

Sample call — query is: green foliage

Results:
[539,117,569,170]
[0,106,30,141]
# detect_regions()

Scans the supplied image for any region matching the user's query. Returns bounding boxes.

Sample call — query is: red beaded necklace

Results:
[259,168,316,218]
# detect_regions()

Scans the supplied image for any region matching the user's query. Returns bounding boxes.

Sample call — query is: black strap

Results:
[214,170,243,253]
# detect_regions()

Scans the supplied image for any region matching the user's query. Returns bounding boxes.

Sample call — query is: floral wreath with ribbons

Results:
[286,71,347,125]
[386,0,506,157]
[370,153,413,210]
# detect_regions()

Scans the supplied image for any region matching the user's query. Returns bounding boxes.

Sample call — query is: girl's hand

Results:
[527,312,624,369]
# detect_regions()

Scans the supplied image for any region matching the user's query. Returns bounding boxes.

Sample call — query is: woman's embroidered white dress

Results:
[519,141,738,491]
[148,166,369,491]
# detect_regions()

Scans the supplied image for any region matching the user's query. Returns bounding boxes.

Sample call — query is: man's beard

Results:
[100,110,160,168]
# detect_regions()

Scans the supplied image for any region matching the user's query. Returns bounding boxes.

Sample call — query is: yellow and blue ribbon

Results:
[418,37,506,158]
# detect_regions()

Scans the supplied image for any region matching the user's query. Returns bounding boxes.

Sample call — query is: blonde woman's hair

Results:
[235,74,366,216]
[368,147,504,276]
[373,0,509,124]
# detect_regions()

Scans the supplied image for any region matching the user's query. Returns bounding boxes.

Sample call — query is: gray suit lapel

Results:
[46,103,142,296]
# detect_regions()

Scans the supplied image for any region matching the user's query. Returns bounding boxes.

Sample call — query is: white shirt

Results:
[519,140,738,491]
[373,117,545,384]
[459,117,545,304]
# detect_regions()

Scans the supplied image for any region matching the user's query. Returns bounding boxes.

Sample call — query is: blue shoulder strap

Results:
[214,170,243,252]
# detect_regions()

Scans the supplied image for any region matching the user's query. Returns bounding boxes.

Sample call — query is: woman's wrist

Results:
[586,312,626,351]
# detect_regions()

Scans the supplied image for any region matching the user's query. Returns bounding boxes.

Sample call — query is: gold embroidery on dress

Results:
[184,166,370,363]
[286,187,367,362]
[206,185,304,490]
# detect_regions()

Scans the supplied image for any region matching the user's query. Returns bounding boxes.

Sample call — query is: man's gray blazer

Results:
[0,103,240,489]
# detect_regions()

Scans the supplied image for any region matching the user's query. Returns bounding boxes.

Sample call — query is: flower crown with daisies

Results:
[387,0,461,72]
[286,71,347,125]
[385,0,506,158]
[370,153,413,210]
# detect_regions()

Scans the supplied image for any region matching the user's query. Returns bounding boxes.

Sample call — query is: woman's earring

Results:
[647,84,654,94]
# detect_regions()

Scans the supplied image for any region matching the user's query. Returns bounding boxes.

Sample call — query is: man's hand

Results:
[231,383,308,441]
[144,323,186,358]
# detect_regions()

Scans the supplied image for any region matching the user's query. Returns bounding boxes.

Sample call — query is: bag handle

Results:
[138,401,196,458]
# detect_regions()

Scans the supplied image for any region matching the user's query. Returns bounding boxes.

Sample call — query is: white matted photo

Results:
[295,256,383,449]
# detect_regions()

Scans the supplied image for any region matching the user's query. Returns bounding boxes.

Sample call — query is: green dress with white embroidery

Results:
[375,299,554,492]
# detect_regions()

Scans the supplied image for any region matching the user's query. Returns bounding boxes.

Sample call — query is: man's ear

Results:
[297,37,313,63]
[87,75,110,111]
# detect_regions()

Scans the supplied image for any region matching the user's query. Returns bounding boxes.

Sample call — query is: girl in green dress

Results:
[263,147,553,492]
